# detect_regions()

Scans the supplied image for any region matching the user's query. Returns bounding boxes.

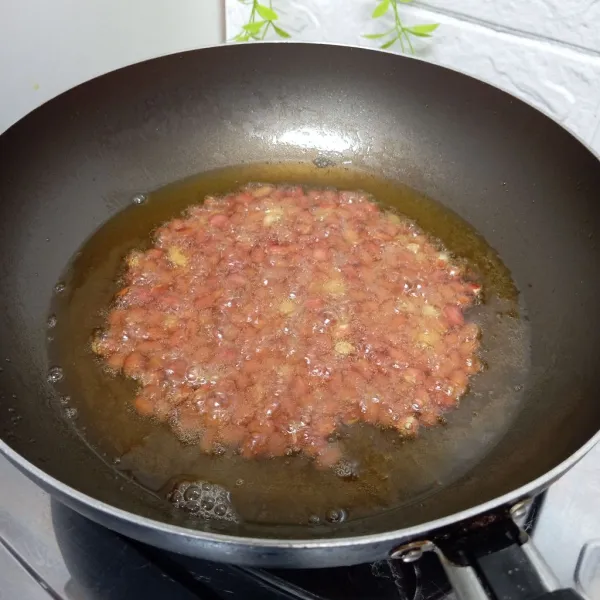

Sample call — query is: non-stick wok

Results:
[1,43,599,600]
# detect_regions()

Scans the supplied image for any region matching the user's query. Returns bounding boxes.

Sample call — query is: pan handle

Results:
[391,501,584,600]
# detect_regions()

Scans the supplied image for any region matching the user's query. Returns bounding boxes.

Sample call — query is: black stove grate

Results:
[26,494,544,600]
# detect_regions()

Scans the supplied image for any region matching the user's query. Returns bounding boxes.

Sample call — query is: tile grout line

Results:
[411,1,600,59]
[0,536,62,600]
[224,0,600,58]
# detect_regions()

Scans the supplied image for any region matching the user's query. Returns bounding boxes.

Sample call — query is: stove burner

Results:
[135,541,451,600]
[265,555,451,600]
[1,453,552,600]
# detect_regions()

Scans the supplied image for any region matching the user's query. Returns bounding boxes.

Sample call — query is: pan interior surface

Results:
[1,43,600,542]
[47,161,529,533]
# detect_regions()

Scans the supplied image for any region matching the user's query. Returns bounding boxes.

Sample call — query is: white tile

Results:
[226,1,600,152]
[419,0,600,54]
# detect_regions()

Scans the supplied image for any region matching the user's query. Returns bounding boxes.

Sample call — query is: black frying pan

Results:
[0,43,598,600]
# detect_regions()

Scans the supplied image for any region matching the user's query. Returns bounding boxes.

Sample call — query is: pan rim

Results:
[2,41,600,551]
[1,40,596,157]
[2,430,599,548]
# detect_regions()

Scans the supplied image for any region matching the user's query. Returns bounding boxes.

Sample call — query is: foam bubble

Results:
[333,458,359,480]
[64,407,78,419]
[47,367,64,383]
[201,497,215,511]
[169,480,238,523]
[183,486,201,502]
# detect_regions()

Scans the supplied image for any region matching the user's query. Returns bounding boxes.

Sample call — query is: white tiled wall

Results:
[226,0,600,154]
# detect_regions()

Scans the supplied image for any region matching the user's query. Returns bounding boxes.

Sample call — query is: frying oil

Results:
[47,162,529,527]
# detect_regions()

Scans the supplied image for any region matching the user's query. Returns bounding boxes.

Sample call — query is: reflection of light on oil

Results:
[275,127,354,152]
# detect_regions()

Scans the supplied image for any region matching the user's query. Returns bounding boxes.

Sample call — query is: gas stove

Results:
[1,445,599,600]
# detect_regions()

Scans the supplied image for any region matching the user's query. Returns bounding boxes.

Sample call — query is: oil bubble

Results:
[170,490,184,505]
[313,155,335,169]
[47,367,64,383]
[213,443,226,456]
[132,194,147,205]
[308,515,321,525]
[64,407,78,419]
[235,478,244,487]
[183,486,201,502]
[184,500,201,514]
[59,395,71,406]
[201,497,215,511]
[54,282,66,294]
[214,504,228,517]
[325,508,347,524]
[47,315,57,328]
